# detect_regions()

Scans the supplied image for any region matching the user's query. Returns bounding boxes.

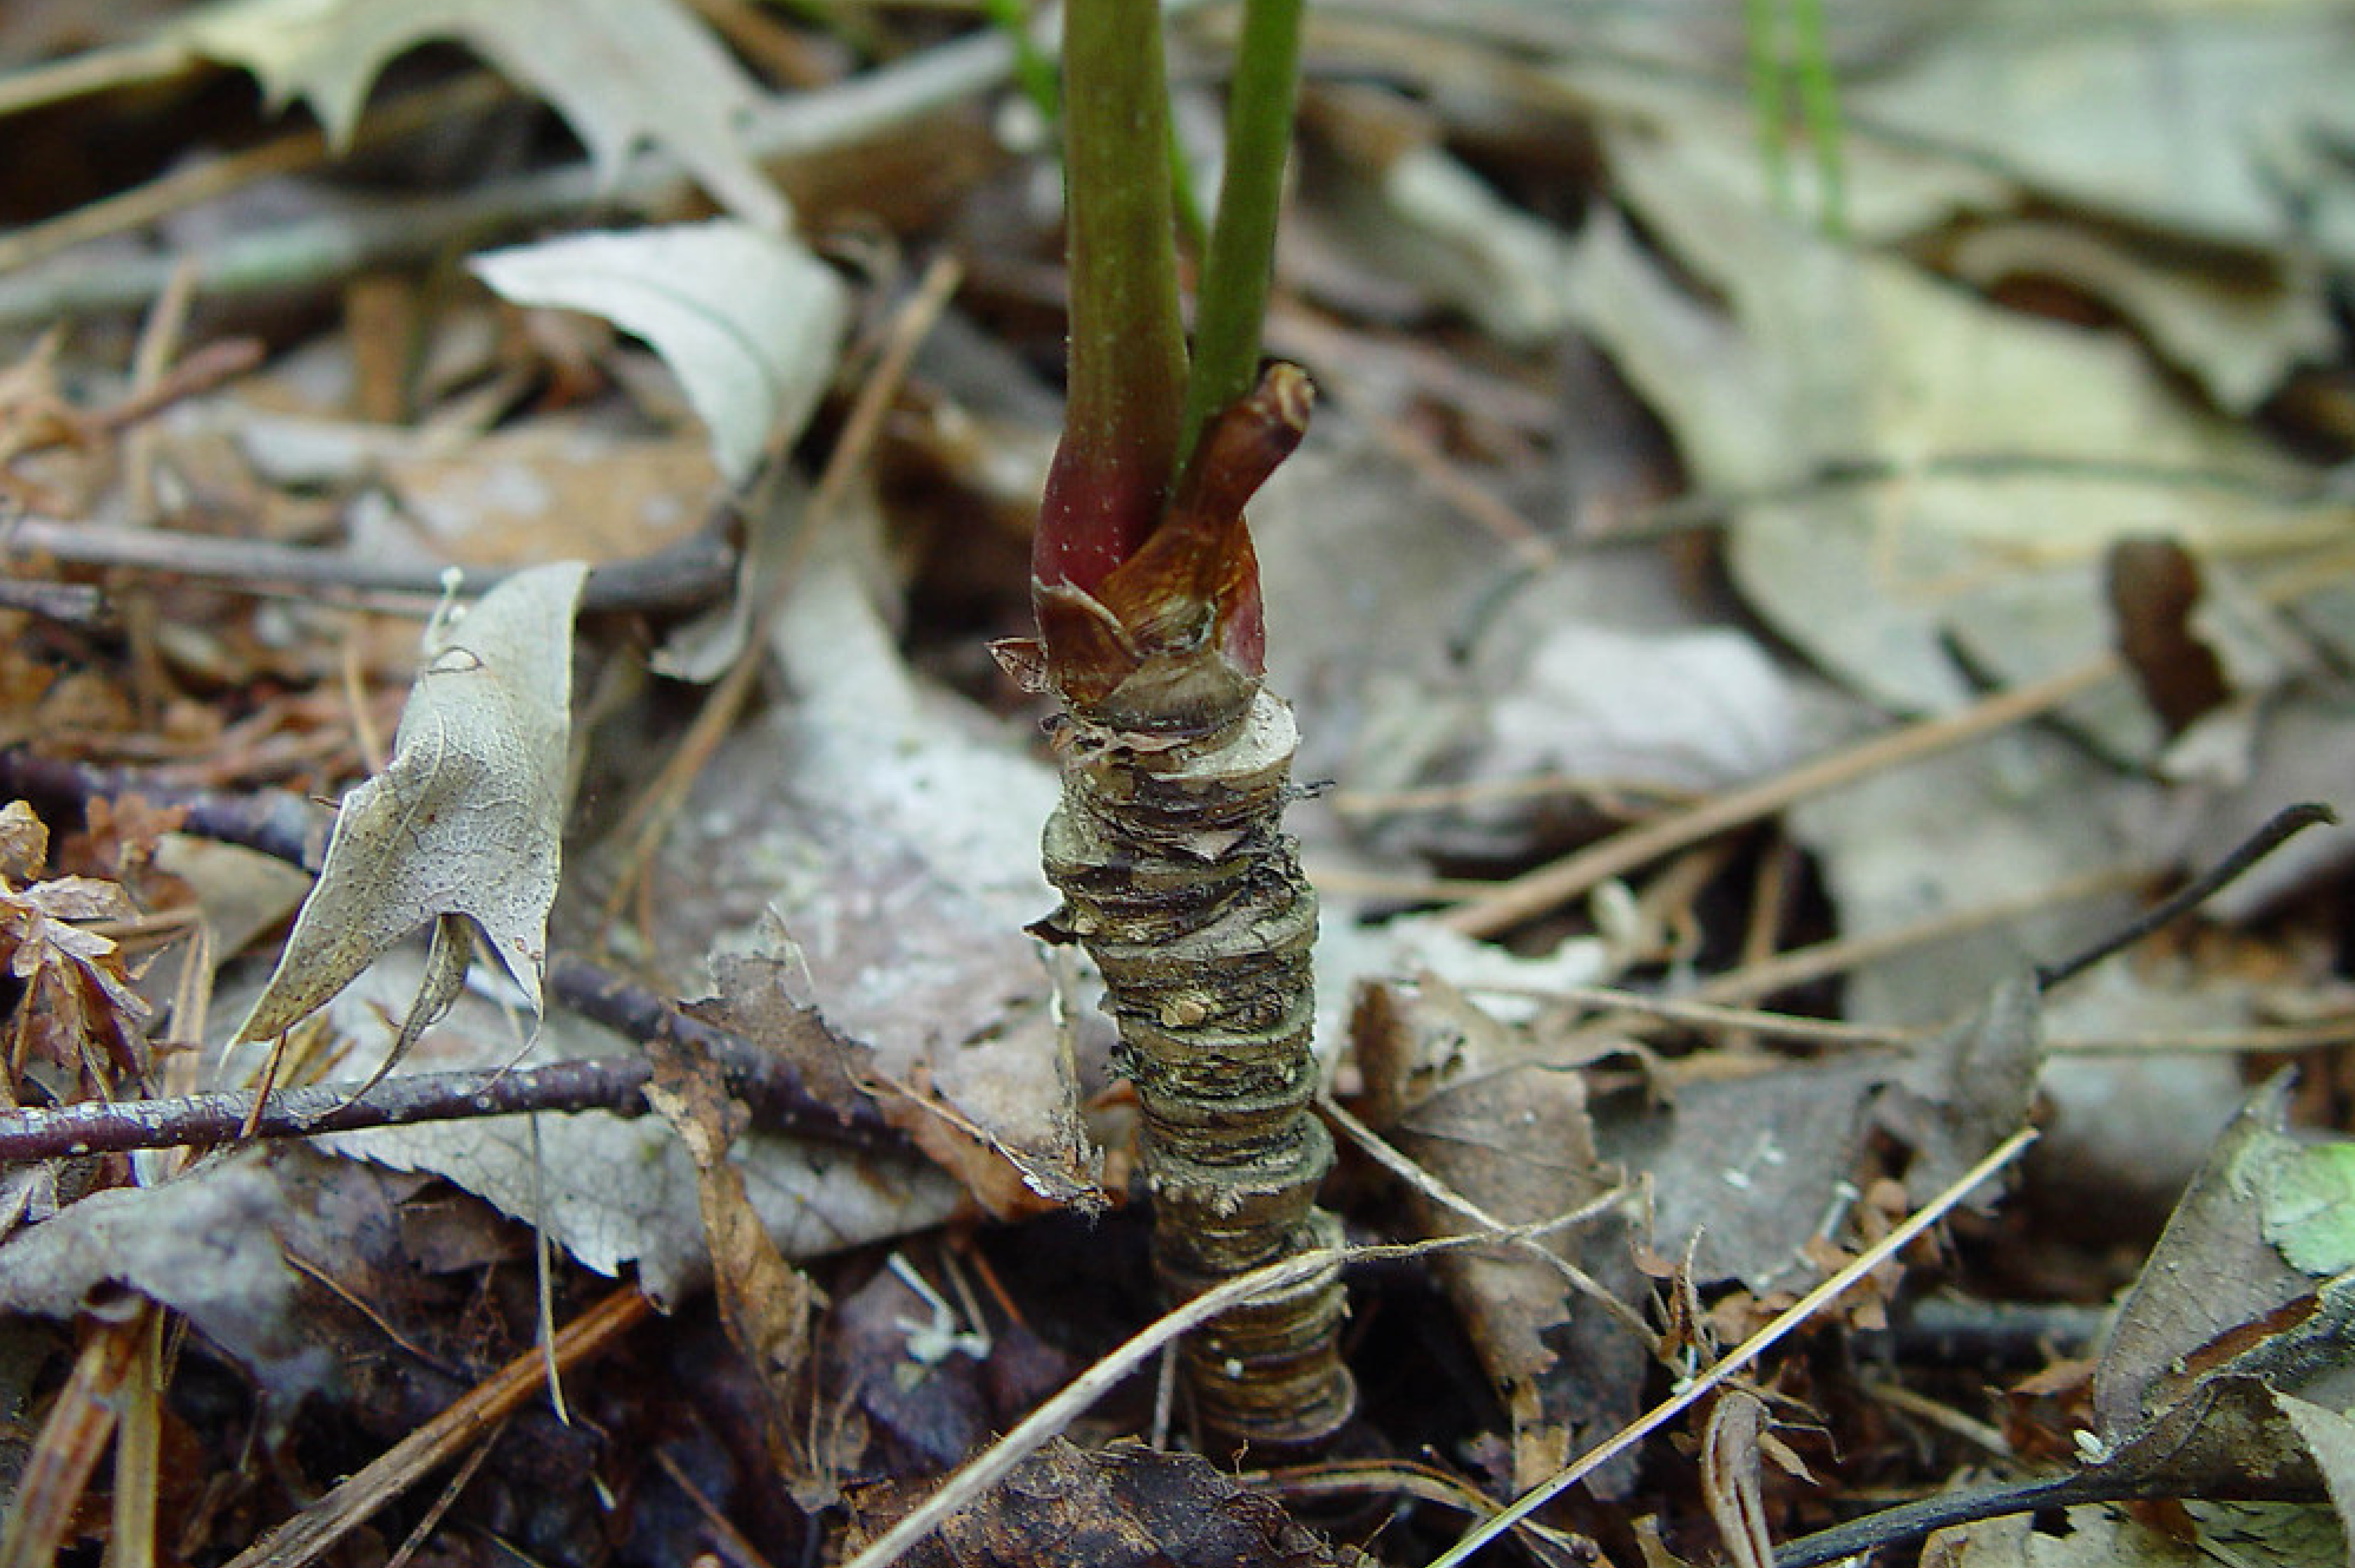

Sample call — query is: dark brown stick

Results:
[0,1041,897,1163]
[0,516,737,618]
[0,760,908,1160]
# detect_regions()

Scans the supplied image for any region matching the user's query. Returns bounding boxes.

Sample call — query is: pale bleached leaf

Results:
[1565,129,2315,727]
[471,222,846,486]
[1843,5,2355,260]
[2281,1395,2355,1558]
[173,0,786,230]
[310,950,964,1301]
[234,561,587,1047]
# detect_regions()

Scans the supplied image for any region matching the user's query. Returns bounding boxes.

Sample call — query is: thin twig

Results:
[1448,980,1900,1047]
[2033,802,2339,991]
[1329,769,1691,819]
[219,1284,652,1568]
[381,1424,502,1568]
[1689,865,2145,1007]
[0,1042,901,1163]
[1246,1458,1595,1557]
[0,30,1026,328]
[651,1447,782,1568]
[1437,657,2120,939]
[0,749,333,867]
[1424,1128,2039,1568]
[1858,1376,2014,1462]
[1321,1095,1658,1351]
[104,337,266,435]
[2048,1018,2355,1055]
[0,1309,148,1568]
[598,254,964,928]
[0,75,513,277]
[0,515,739,618]
[0,752,909,1154]
[0,580,105,624]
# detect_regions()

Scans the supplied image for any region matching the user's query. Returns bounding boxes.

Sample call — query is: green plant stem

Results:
[979,0,1057,124]
[1178,0,1304,470]
[1741,0,1793,218]
[1058,0,1188,526]
[1037,0,1351,1455]
[1787,0,1849,239]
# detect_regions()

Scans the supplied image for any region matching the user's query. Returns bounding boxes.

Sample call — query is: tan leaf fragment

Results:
[644,1041,825,1496]
[2279,1395,2355,1559]
[1701,1389,1774,1568]
[1352,975,1647,1495]
[0,800,46,882]
[234,562,587,1061]
[316,950,965,1303]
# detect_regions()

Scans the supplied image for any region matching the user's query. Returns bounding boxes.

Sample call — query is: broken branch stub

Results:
[1011,367,1354,1451]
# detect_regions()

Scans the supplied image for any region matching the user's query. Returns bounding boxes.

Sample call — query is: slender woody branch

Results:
[0,515,737,617]
[0,756,909,1160]
[0,1047,899,1163]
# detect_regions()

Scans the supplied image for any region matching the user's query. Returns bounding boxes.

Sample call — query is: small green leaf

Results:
[2264,1142,2355,1277]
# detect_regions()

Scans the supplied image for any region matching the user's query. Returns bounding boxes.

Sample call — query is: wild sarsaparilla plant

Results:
[993,0,1350,1453]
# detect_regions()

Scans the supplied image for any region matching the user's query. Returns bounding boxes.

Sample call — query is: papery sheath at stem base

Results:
[1023,365,1311,735]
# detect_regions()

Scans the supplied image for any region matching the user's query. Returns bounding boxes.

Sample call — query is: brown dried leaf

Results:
[643,1039,823,1493]
[0,1147,365,1410]
[471,222,846,487]
[2095,1076,2320,1442]
[318,948,964,1302]
[1625,973,2043,1293]
[0,800,46,882]
[1353,976,1646,1494]
[0,844,149,1093]
[1702,1390,1774,1568]
[663,528,1101,1216]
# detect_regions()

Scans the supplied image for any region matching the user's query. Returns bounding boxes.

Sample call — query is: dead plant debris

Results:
[3,4,2355,1567]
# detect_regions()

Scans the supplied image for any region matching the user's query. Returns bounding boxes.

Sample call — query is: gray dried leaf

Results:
[313,951,964,1303]
[234,562,587,1056]
[175,0,786,229]
[0,1146,405,1418]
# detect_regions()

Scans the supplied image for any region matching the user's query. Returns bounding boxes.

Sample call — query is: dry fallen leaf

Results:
[234,562,587,1068]
[648,519,1100,1216]
[0,1145,405,1417]
[313,948,966,1303]
[1609,973,2044,1292]
[0,800,150,1096]
[471,222,847,486]
[644,1038,824,1493]
[1351,974,1646,1495]
[172,0,786,229]
[1843,4,2355,260]
[1561,92,2314,730]
[844,1438,1376,1568]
